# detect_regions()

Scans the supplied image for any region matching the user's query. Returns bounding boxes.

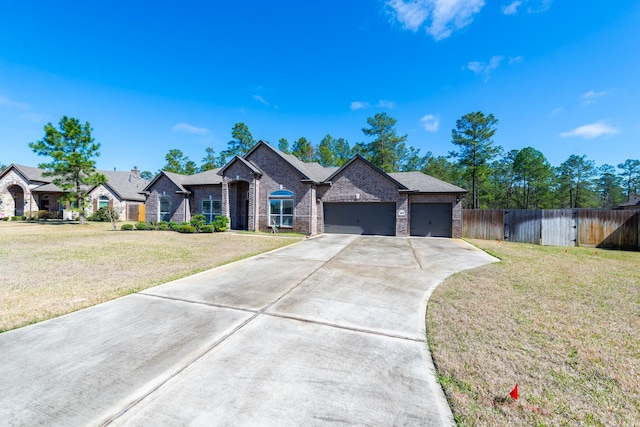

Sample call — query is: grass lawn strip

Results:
[426,239,640,426]
[0,221,302,332]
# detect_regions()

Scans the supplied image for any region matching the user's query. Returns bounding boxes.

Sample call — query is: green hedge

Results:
[178,224,197,233]
[212,215,229,232]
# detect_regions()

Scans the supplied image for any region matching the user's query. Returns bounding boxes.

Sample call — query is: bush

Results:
[11,216,21,221]
[2,217,8,221]
[178,224,197,233]
[200,224,214,233]
[88,206,119,222]
[190,214,206,231]
[121,223,134,231]
[169,221,180,231]
[158,222,169,231]
[135,222,148,230]
[212,215,229,232]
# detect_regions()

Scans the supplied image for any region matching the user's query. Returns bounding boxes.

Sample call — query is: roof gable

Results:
[0,164,52,185]
[244,141,335,183]
[142,171,189,194]
[324,155,408,189]
[218,156,263,177]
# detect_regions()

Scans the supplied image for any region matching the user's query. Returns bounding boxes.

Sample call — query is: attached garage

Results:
[323,202,396,236]
[410,203,452,237]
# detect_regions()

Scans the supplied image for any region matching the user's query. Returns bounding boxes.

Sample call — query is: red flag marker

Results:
[510,383,519,400]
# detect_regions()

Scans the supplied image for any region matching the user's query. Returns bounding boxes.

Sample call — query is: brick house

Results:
[0,164,147,221]
[142,141,466,237]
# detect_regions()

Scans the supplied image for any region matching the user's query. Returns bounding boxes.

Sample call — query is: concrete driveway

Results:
[0,235,497,426]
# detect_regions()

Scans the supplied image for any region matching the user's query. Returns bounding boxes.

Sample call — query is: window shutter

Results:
[93,198,98,212]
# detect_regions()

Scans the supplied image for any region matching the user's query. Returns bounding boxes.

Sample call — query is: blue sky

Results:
[1,1,639,173]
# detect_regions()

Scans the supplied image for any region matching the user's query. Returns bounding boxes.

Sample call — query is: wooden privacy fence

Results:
[463,209,639,249]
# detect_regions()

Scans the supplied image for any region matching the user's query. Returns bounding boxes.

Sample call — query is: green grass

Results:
[427,239,640,426]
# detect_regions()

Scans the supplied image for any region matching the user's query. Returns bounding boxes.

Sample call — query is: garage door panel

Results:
[324,203,396,236]
[410,203,452,237]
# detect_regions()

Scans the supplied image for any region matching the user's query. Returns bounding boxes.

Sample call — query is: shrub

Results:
[11,216,21,221]
[2,217,8,221]
[88,206,119,222]
[135,222,148,230]
[178,224,197,233]
[190,214,206,231]
[24,211,43,220]
[121,223,134,231]
[212,215,229,232]
[159,222,169,231]
[169,221,180,231]
[200,224,214,233]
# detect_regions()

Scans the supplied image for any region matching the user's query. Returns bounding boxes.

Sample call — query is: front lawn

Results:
[0,221,302,332]
[427,239,639,426]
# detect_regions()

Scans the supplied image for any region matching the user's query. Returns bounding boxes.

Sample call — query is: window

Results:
[201,199,221,223]
[159,196,171,222]
[98,195,109,209]
[269,189,294,228]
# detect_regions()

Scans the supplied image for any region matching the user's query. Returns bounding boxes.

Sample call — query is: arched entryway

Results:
[8,185,25,217]
[229,180,250,230]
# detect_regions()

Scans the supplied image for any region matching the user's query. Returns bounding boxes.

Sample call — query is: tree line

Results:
[158,112,639,210]
[19,114,637,213]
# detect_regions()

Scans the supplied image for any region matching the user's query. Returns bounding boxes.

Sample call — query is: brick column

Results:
[222,178,230,228]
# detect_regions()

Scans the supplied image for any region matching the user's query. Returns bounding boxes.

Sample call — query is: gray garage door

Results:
[410,203,452,237]
[323,202,396,236]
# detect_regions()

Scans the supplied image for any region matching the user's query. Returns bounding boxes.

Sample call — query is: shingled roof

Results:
[4,164,51,184]
[618,197,640,208]
[389,171,467,193]
[142,141,466,194]
[101,170,148,201]
[183,168,224,185]
[245,141,337,183]
[2,164,149,201]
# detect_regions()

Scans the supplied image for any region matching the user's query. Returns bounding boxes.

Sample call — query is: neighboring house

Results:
[616,197,640,210]
[0,164,148,220]
[142,141,467,237]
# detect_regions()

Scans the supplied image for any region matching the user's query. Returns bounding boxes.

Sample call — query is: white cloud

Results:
[0,95,29,110]
[386,0,430,31]
[172,122,210,135]
[502,0,552,14]
[549,107,564,116]
[560,122,620,139]
[376,99,396,109]
[386,0,485,41]
[420,114,440,131]
[350,101,370,110]
[502,1,522,15]
[526,0,553,13]
[465,55,504,81]
[253,94,269,105]
[580,89,613,105]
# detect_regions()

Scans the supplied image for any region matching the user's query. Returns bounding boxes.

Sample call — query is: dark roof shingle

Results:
[389,171,466,193]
